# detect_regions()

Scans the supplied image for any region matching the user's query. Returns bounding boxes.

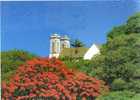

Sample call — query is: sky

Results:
[1,1,140,56]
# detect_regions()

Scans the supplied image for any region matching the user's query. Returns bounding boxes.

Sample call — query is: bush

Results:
[60,57,97,77]
[1,49,36,82]
[2,58,109,99]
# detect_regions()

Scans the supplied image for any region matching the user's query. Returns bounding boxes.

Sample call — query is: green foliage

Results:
[93,34,140,92]
[107,12,140,40]
[1,12,139,99]
[96,91,136,100]
[59,57,98,78]
[111,78,127,91]
[107,25,127,40]
[90,13,140,93]
[71,39,85,48]
[60,13,140,95]
[81,13,140,93]
[1,49,36,82]
[126,12,140,34]
[128,80,140,93]
[132,94,140,100]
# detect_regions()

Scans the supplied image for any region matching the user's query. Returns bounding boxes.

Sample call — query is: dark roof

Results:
[60,47,88,58]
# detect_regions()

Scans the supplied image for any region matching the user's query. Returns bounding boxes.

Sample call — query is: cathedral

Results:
[49,33,100,60]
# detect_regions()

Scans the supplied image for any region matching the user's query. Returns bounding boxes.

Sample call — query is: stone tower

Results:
[49,33,61,58]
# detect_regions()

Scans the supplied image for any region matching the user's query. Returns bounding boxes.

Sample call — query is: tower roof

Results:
[60,35,70,40]
[50,33,60,38]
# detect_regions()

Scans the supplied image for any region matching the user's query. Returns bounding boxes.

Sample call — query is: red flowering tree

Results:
[2,58,108,100]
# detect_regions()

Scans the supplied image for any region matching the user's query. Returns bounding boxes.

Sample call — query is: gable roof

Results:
[84,44,100,60]
[94,44,102,49]
[60,47,88,58]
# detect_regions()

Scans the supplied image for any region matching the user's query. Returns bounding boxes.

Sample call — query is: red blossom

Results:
[2,57,109,99]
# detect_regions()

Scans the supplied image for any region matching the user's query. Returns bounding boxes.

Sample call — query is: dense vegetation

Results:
[2,58,108,99]
[1,12,140,99]
[1,49,36,82]
[92,12,140,93]
[61,12,140,99]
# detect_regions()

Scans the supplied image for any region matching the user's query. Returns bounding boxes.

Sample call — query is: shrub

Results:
[2,58,108,99]
[1,49,36,82]
[60,57,97,77]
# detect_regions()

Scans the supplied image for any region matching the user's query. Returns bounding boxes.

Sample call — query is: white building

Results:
[49,33,100,60]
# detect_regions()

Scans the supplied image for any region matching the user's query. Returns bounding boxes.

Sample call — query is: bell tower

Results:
[49,33,61,58]
[60,35,70,51]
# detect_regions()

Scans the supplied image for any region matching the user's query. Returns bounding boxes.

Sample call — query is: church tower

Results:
[60,35,70,51]
[49,33,61,58]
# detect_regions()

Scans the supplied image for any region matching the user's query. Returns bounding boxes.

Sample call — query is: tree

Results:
[126,12,140,34]
[71,39,85,48]
[89,12,140,92]
[95,34,140,90]
[107,12,140,40]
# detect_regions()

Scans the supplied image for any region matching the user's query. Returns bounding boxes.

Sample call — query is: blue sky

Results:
[1,1,140,56]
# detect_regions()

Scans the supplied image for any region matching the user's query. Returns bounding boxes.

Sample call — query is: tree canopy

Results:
[71,39,85,48]
[91,12,140,93]
[107,12,140,40]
